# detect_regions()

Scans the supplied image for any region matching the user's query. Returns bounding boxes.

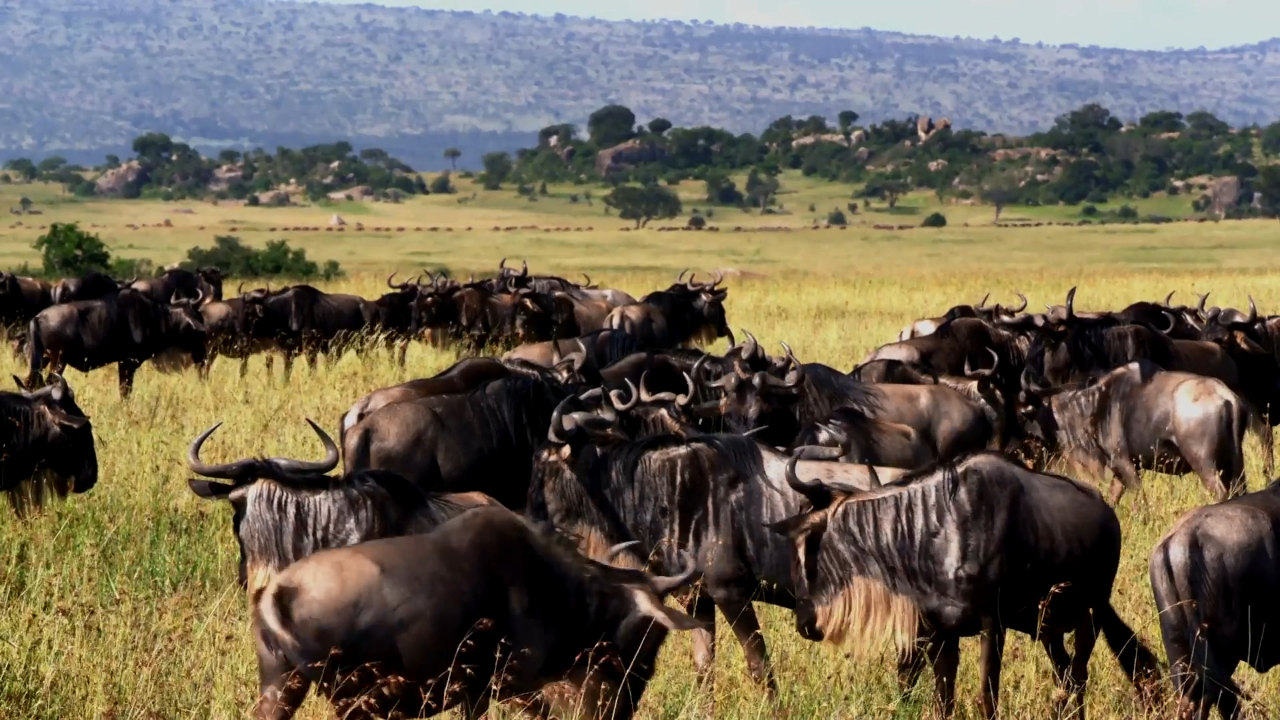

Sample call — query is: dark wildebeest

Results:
[605,272,733,350]
[503,329,646,376]
[249,507,703,720]
[0,271,53,329]
[0,374,96,517]
[51,271,128,304]
[129,267,222,304]
[239,285,369,375]
[768,453,1162,719]
[895,292,1027,341]
[849,359,939,384]
[184,419,498,593]
[27,289,207,397]
[342,375,571,508]
[1149,481,1280,719]
[363,273,422,367]
[1020,361,1249,502]
[197,286,280,378]
[530,396,901,699]
[713,344,999,459]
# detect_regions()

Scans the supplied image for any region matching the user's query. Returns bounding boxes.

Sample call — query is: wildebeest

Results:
[530,397,902,698]
[343,375,571,508]
[895,292,1027,340]
[51,271,127,304]
[503,329,646,374]
[27,289,207,396]
[362,273,422,366]
[184,419,497,592]
[250,507,703,719]
[1021,361,1249,502]
[197,286,279,378]
[605,272,733,349]
[0,271,53,329]
[1149,481,1280,719]
[768,453,1162,718]
[0,374,96,516]
[239,285,369,374]
[129,267,222,304]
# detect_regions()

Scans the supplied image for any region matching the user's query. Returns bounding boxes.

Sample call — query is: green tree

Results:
[1138,111,1185,134]
[863,172,910,209]
[1255,164,1280,219]
[37,156,67,174]
[745,167,780,211]
[838,110,860,133]
[480,152,513,190]
[980,173,1022,222]
[704,172,744,206]
[4,158,37,182]
[33,223,112,276]
[648,118,673,136]
[104,154,121,169]
[18,196,33,213]
[444,148,462,170]
[1262,123,1280,157]
[131,132,176,164]
[603,185,682,228]
[429,173,455,194]
[587,104,637,148]
[218,149,243,165]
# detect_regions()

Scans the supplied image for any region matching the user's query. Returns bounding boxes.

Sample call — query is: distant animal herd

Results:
[1,262,1276,719]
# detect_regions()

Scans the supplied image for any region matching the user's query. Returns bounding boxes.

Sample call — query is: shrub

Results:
[1085,189,1108,204]
[538,181,549,196]
[429,174,454,194]
[33,223,112,276]
[182,235,342,279]
[568,194,580,204]
[1082,205,1099,216]
[921,212,947,228]
[846,202,860,214]
[827,209,848,226]
[687,215,707,229]
[705,208,714,218]
[1117,205,1139,219]
[956,189,974,200]
[808,203,816,212]
[517,184,535,197]
[110,257,154,279]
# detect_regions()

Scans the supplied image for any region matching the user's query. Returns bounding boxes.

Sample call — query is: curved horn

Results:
[236,281,245,296]
[977,292,990,309]
[1197,292,1210,316]
[1247,296,1258,325]
[1065,286,1077,321]
[1010,292,1027,314]
[1163,290,1176,308]
[742,331,759,362]
[520,260,528,278]
[649,550,700,595]
[387,272,398,289]
[1159,311,1177,335]
[186,422,259,481]
[707,373,737,390]
[547,395,574,444]
[268,419,340,476]
[609,379,639,412]
[685,272,698,290]
[606,541,642,564]
[691,354,710,382]
[638,370,673,404]
[964,348,1000,379]
[498,257,508,275]
[581,273,593,288]
[676,372,695,407]
[677,269,689,284]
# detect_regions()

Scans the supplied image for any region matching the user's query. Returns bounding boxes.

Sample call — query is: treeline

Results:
[486,103,1280,216]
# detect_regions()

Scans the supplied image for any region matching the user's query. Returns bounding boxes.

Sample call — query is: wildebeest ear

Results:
[45,407,90,430]
[187,478,237,500]
[765,513,823,539]
[1233,331,1266,354]
[630,590,710,632]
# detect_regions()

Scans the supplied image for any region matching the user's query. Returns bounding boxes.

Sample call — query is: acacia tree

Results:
[603,185,682,228]
[980,173,1022,222]
[444,147,462,170]
[1255,165,1280,220]
[480,152,512,190]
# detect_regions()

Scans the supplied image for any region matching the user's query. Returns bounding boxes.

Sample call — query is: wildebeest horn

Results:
[977,292,990,309]
[520,260,528,277]
[606,541,642,564]
[1010,292,1028,314]
[1164,291,1176,308]
[964,348,1000,379]
[581,273,593,288]
[1158,311,1177,335]
[1065,287,1077,321]
[609,379,639,412]
[866,464,881,489]
[1247,296,1258,325]
[783,457,854,508]
[677,269,689,284]
[648,550,699,595]
[707,373,737,389]
[269,419,340,476]
[186,422,258,481]
[742,330,760,361]
[547,395,574,444]
[498,257,508,275]
[691,355,710,382]
[387,272,412,290]
[1197,292,1210,316]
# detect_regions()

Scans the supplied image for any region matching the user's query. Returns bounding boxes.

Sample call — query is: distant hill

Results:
[3,0,1280,169]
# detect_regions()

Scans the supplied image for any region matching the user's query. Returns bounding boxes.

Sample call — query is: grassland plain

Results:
[0,180,1279,719]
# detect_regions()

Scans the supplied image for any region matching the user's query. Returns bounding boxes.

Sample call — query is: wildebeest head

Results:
[710,338,805,436]
[675,271,732,346]
[5,374,97,501]
[166,292,209,364]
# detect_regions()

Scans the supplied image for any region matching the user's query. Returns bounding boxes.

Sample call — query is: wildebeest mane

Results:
[798,364,882,427]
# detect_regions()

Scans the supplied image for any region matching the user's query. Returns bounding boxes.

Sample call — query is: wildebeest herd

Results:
[2,263,1277,719]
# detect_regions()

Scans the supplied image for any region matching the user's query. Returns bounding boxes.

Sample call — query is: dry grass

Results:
[0,185,1278,718]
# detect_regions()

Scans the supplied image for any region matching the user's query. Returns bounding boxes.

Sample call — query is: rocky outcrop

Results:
[330,213,346,226]
[257,190,291,206]
[208,163,243,191]
[94,161,143,196]
[326,185,373,201]
[916,117,953,143]
[594,139,667,176]
[990,147,1058,162]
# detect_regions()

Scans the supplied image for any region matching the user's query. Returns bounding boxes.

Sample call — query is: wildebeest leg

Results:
[117,360,140,399]
[1181,442,1233,502]
[282,351,294,380]
[239,354,250,379]
[895,625,932,695]
[1039,632,1073,717]
[685,593,717,688]
[253,647,310,720]
[397,339,408,368]
[714,595,777,696]
[977,617,1006,720]
[1106,459,1142,505]
[928,634,960,718]
[1193,646,1241,720]
[1066,614,1098,720]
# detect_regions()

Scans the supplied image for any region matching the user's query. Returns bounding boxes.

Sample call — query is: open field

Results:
[1,182,1279,718]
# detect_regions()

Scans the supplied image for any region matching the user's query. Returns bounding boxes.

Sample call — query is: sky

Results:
[323,0,1280,51]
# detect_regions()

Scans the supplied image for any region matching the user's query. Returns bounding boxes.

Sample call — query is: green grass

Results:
[0,182,1278,718]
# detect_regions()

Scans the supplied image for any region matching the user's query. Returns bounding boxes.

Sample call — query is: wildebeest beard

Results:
[801,464,976,656]
[236,475,449,592]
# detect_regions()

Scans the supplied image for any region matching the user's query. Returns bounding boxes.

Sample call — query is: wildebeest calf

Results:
[250,507,704,720]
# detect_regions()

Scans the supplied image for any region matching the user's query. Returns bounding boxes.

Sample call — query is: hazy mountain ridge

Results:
[3,0,1279,168]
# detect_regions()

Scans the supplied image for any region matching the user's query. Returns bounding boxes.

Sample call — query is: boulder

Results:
[94,161,143,196]
[792,133,850,149]
[208,163,244,192]
[594,139,668,176]
[1210,176,1241,219]
[257,190,291,207]
[927,159,949,172]
[330,214,347,227]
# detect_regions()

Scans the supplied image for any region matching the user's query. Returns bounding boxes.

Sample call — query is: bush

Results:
[827,209,848,226]
[808,203,816,212]
[705,208,714,218]
[568,194,580,204]
[516,184,535,197]
[1085,189,1108,204]
[1082,205,1099,216]
[1117,205,1139,219]
[956,189,974,200]
[246,194,260,207]
[182,235,342,279]
[429,174,454,194]
[458,170,475,179]
[921,212,947,228]
[846,202,860,215]
[109,257,154,279]
[33,223,112,276]
[538,181,549,196]
[687,215,707,229]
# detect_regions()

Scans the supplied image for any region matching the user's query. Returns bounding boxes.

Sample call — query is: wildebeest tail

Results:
[1095,602,1165,704]
[25,316,43,387]
[254,582,301,660]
